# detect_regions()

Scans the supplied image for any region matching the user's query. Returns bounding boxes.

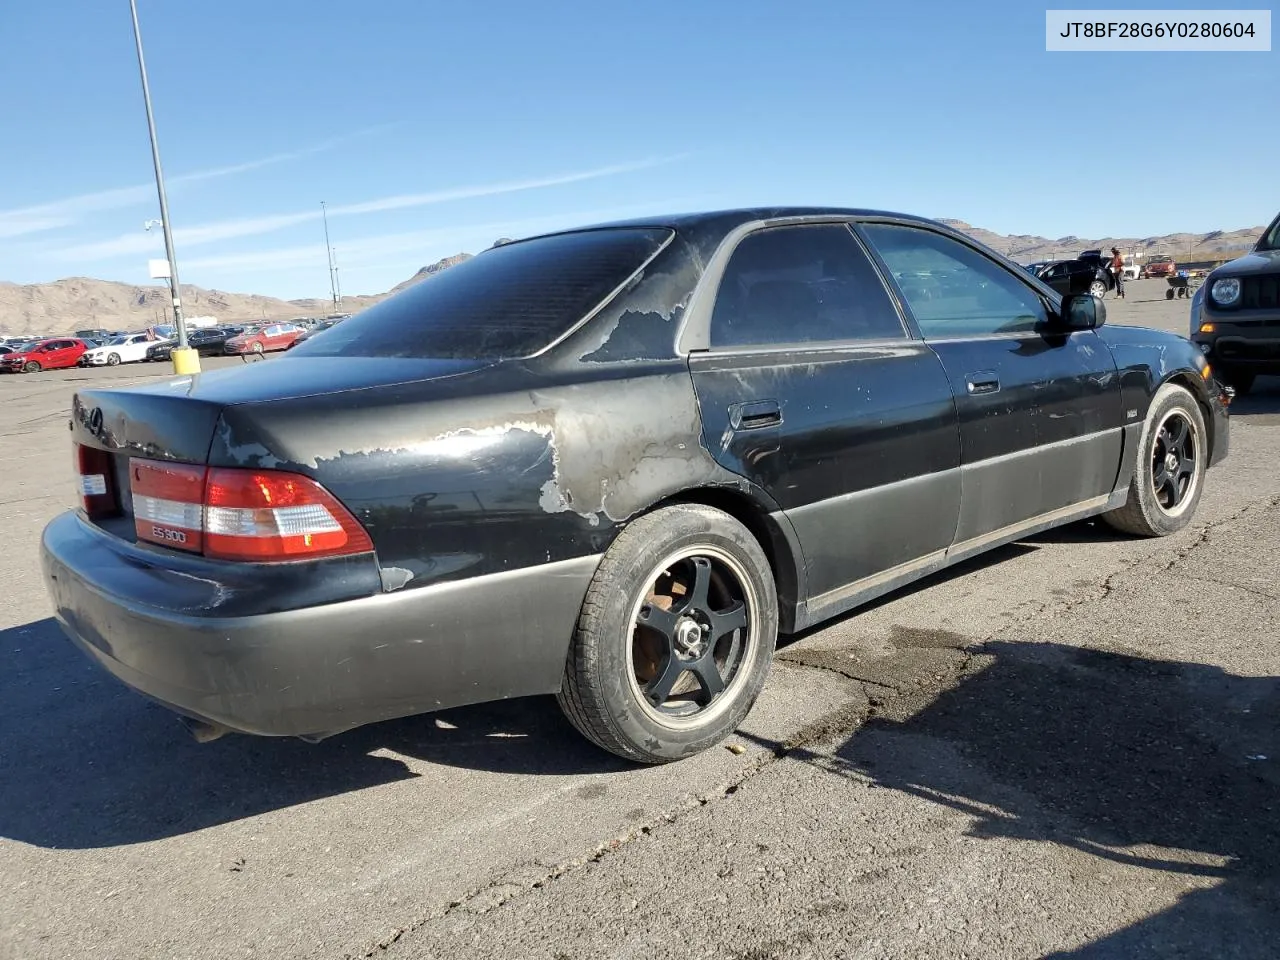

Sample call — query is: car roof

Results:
[506,206,948,249]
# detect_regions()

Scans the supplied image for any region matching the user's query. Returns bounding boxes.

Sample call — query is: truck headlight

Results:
[1210,277,1241,306]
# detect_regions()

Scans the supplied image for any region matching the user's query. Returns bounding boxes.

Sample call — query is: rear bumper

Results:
[41,511,598,738]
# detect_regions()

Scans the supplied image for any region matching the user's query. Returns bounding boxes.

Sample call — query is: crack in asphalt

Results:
[1162,495,1280,573]
[1182,574,1280,602]
[353,493,1280,959]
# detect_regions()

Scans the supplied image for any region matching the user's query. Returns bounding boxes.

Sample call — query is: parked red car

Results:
[224,322,304,358]
[1143,255,1177,279]
[0,338,90,373]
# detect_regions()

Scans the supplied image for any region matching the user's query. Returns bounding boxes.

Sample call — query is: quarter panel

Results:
[211,363,750,593]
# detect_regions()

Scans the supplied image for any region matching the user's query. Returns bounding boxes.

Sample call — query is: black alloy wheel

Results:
[630,550,754,721]
[1102,383,1206,537]
[1150,409,1198,515]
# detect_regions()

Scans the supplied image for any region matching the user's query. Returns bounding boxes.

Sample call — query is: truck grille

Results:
[1241,274,1280,311]
[1217,338,1280,361]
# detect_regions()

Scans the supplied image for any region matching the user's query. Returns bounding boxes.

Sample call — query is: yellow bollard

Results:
[170,346,201,375]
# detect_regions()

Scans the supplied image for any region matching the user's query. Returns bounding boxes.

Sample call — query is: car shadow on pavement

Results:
[774,640,1280,957]
[0,618,622,849]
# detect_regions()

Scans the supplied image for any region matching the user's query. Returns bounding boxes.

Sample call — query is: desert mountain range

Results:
[0,222,1265,337]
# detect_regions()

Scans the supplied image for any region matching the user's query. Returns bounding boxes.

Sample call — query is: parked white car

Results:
[80,333,169,366]
[1122,263,1142,281]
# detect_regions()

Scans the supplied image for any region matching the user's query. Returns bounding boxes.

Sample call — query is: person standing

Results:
[1110,247,1125,298]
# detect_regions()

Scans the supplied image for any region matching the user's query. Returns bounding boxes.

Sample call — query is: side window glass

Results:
[710,224,906,349]
[861,224,1047,338]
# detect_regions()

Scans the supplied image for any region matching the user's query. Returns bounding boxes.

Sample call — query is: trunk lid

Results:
[70,356,495,541]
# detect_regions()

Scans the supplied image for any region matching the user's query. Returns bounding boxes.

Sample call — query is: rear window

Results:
[290,227,672,360]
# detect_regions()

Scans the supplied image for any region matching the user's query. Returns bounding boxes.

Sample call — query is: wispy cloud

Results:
[53,154,686,263]
[0,124,399,240]
[181,200,689,276]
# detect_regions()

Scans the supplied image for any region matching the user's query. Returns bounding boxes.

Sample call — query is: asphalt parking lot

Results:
[1,279,1278,960]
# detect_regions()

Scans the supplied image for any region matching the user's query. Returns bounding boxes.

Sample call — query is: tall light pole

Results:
[128,0,198,374]
[321,201,340,314]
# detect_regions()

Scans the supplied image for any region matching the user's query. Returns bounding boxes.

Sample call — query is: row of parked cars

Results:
[0,317,348,374]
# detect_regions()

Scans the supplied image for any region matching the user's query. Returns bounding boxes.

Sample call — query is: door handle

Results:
[965,372,1001,396]
[729,399,782,430]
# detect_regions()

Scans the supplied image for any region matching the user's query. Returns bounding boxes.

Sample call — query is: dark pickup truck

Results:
[1191,210,1280,395]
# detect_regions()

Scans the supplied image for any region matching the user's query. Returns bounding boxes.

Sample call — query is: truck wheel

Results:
[1102,382,1207,538]
[557,503,778,763]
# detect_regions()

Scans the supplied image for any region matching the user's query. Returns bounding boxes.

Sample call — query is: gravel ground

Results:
[1,281,1277,960]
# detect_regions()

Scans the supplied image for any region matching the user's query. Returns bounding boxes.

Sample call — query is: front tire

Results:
[22,361,40,373]
[107,353,121,366]
[1102,383,1207,537]
[557,503,778,763]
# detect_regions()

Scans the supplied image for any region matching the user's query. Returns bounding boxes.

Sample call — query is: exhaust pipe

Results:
[177,715,231,743]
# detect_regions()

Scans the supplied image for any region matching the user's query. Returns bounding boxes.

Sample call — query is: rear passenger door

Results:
[858,222,1124,552]
[687,221,962,614]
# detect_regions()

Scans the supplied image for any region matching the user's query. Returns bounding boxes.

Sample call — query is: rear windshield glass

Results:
[290,227,672,360]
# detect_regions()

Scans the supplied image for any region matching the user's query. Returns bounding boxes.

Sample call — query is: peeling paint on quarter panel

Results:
[537,373,724,522]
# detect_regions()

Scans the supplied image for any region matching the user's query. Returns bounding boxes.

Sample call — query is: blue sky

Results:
[1,0,1275,300]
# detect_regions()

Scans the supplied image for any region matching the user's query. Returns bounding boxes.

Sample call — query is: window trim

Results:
[852,218,1065,344]
[677,217,915,356]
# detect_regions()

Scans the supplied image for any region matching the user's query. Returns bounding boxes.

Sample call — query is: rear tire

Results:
[557,504,778,763]
[1102,383,1207,537]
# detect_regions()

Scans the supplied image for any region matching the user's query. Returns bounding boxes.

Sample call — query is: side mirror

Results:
[1057,293,1106,330]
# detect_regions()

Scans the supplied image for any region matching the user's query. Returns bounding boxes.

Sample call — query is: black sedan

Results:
[146,325,243,361]
[41,207,1230,763]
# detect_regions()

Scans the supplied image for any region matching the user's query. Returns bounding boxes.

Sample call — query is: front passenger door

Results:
[859,222,1124,551]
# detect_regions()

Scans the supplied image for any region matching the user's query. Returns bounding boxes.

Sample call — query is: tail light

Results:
[203,468,372,561]
[126,459,373,562]
[131,460,206,553]
[76,443,119,518]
